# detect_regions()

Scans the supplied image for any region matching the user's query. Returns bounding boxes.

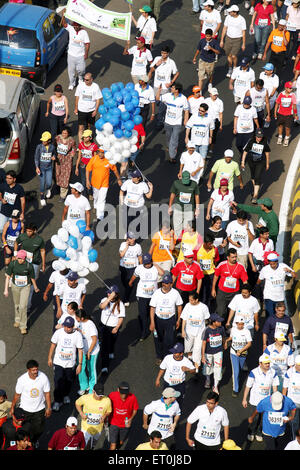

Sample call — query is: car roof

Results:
[0,3,50,30]
[0,76,28,114]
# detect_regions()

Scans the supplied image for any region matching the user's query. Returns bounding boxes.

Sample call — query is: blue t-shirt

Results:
[262,315,294,346]
[257,395,296,438]
[203,326,225,355]
[197,38,221,63]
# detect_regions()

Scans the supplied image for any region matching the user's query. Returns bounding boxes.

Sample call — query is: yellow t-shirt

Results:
[177,232,201,262]
[75,395,112,435]
[135,441,169,450]
[196,245,217,275]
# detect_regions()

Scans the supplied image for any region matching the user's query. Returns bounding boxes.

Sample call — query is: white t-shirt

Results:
[248,237,274,262]
[186,113,215,146]
[246,366,280,406]
[78,319,100,355]
[136,15,157,44]
[16,371,50,413]
[250,87,268,112]
[204,97,224,121]
[134,83,155,107]
[152,56,178,90]
[230,326,252,356]
[161,93,189,126]
[226,219,255,255]
[75,82,103,113]
[224,14,247,38]
[264,343,294,377]
[187,404,229,446]
[296,75,300,102]
[61,283,86,314]
[128,46,153,76]
[210,189,234,221]
[285,439,300,450]
[283,366,300,405]
[180,150,204,183]
[65,194,91,222]
[259,263,293,301]
[160,354,194,386]
[58,312,80,329]
[144,398,181,439]
[228,294,260,330]
[100,297,126,327]
[231,67,255,100]
[51,329,84,368]
[188,95,205,115]
[66,24,90,57]
[49,270,68,298]
[121,179,150,208]
[149,288,183,320]
[119,242,142,269]
[259,72,279,98]
[181,302,210,337]
[200,9,222,34]
[134,264,158,298]
[234,104,258,133]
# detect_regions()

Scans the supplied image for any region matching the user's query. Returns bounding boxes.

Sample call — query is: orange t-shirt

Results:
[268,28,290,53]
[86,156,116,189]
[151,230,176,262]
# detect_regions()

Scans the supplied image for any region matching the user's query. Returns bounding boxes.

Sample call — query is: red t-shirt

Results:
[254,3,274,26]
[276,92,296,116]
[7,445,34,450]
[171,261,204,292]
[134,123,146,149]
[214,260,248,293]
[109,392,139,428]
[78,142,98,165]
[48,428,86,450]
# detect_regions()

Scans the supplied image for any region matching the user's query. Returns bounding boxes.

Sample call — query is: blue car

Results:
[0,3,68,87]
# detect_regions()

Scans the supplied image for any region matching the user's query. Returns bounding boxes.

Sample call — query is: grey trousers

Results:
[67,54,86,86]
[11,283,31,330]
[164,123,182,160]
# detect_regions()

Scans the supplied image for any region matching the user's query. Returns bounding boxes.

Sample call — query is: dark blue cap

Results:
[169,342,184,353]
[142,253,152,264]
[63,316,75,327]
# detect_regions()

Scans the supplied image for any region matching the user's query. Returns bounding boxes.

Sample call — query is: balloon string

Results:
[91,271,110,290]
[133,161,150,183]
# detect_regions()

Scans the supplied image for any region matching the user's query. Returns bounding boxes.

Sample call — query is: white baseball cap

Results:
[235,315,245,323]
[203,0,214,6]
[259,353,271,363]
[228,5,239,12]
[187,141,196,148]
[224,149,234,158]
[279,19,287,25]
[66,417,78,427]
[70,182,84,193]
[274,332,286,341]
[271,391,283,410]
[209,87,219,95]
[184,248,194,258]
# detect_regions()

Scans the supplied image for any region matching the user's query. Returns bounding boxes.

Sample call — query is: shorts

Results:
[224,36,242,57]
[109,424,130,444]
[277,113,294,128]
[198,59,215,80]
[155,259,174,282]
[78,110,95,127]
[4,245,13,258]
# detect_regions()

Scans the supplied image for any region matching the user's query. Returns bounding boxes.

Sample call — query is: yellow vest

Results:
[196,245,216,275]
[177,232,199,262]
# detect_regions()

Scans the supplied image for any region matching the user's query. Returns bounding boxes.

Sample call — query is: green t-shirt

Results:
[16,233,45,265]
[237,203,279,238]
[211,159,240,190]
[170,180,200,210]
[7,259,35,287]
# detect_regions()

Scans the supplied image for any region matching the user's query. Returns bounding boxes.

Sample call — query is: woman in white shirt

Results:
[131,4,157,48]
[119,231,142,307]
[99,286,125,374]
[286,0,300,59]
[76,309,100,395]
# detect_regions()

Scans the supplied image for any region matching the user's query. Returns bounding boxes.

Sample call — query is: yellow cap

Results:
[82,129,93,138]
[40,131,52,141]
[222,439,241,450]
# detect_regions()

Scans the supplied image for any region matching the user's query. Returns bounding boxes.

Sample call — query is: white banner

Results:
[65,0,132,41]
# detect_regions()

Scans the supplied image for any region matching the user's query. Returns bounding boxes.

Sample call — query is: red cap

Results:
[220,178,229,186]
[136,36,145,43]
[285,81,293,89]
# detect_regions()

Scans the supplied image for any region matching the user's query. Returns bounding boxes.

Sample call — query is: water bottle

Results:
[125,417,129,428]
[264,119,270,128]
[153,329,158,338]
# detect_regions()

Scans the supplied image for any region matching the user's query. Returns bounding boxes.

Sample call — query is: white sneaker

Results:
[68,84,74,90]
[124,302,130,307]
[40,198,46,207]
[46,189,51,199]
[257,53,263,59]
[247,434,254,442]
[101,367,108,374]
[249,6,254,15]
[109,353,114,359]
[208,83,213,91]
[245,1,250,8]
[77,389,86,396]
[63,396,71,404]
[252,53,257,60]
[52,402,62,411]
[255,435,263,442]
[204,377,211,389]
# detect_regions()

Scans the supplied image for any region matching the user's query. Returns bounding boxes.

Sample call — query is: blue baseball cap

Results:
[243,96,252,105]
[240,57,250,66]
[132,169,142,178]
[169,342,184,354]
[126,231,136,239]
[142,253,152,265]
[161,272,173,284]
[210,313,224,323]
[63,316,75,327]
[67,271,79,281]
[262,63,274,71]
[106,285,120,295]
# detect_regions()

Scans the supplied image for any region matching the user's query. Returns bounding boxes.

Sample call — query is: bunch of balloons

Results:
[95,82,143,164]
[51,219,99,277]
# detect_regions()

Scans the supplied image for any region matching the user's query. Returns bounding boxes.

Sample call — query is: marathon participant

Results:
[55,127,76,202]
[206,149,243,192]
[56,271,86,318]
[120,121,146,178]
[171,248,203,305]
[34,132,56,207]
[62,182,91,229]
[206,216,228,260]
[43,264,69,331]
[155,82,189,163]
[181,292,210,372]
[45,84,69,139]
[123,37,153,85]
[75,383,112,450]
[2,210,24,267]
[131,5,157,49]
[201,313,226,394]
[274,81,298,147]
[0,389,11,429]
[129,253,164,343]
[262,302,295,348]
[196,234,220,309]
[226,210,255,269]
[250,0,276,60]
[264,332,294,390]
[286,0,300,59]
[257,253,296,317]
[246,80,271,128]
[108,382,139,451]
[225,315,252,397]
[283,354,300,439]
[233,96,259,156]
[229,57,255,104]
[99,285,125,375]
[178,142,204,184]
[75,129,98,198]
[211,248,248,319]
[186,391,230,450]
[263,19,290,76]
[155,342,196,409]
[220,5,247,78]
[204,87,224,154]
[134,77,155,127]
[119,231,142,307]
[48,417,85,450]
[187,86,205,116]
[136,430,169,450]
[242,353,280,442]
[185,102,215,160]
[48,316,84,412]
[56,302,80,331]
[7,429,33,451]
[149,272,183,364]
[143,388,181,450]
[284,428,300,450]
[259,63,279,110]
[248,227,274,285]
[200,1,222,38]
[0,171,25,237]
[149,222,176,279]
[74,73,102,142]
[1,408,31,450]
[192,29,221,93]
[241,128,271,204]
[206,178,234,230]
[176,219,203,262]
[226,284,260,337]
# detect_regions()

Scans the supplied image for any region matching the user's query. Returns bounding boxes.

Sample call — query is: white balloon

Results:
[103,122,113,135]
[57,227,69,243]
[89,262,99,272]
[78,278,89,286]
[118,104,126,112]
[56,240,68,251]
[112,141,122,152]
[58,258,67,266]
[105,151,112,161]
[66,247,77,260]
[78,268,89,277]
[122,149,131,159]
[79,254,90,268]
[64,260,72,269]
[130,145,138,153]
[77,238,82,251]
[122,139,131,149]
[62,220,71,231]
[69,224,80,238]
[114,152,123,163]
[51,234,59,246]
[102,137,111,150]
[96,135,104,146]
[131,129,138,138]
[129,136,138,145]
[70,260,81,272]
[52,260,65,271]
[109,159,116,164]
[109,134,117,144]
[82,236,92,250]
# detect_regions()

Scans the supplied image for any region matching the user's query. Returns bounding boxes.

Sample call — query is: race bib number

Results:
[26,251,33,263]
[209,334,222,348]
[14,275,27,287]
[53,100,65,113]
[57,143,68,156]
[273,35,283,47]
[200,425,217,440]
[240,119,252,130]
[180,272,194,285]
[268,412,283,426]
[258,18,268,26]
[281,97,292,108]
[123,257,136,268]
[59,347,73,361]
[40,152,52,162]
[3,192,17,205]
[82,92,93,101]
[142,283,155,296]
[199,259,212,271]
[86,413,101,426]
[179,192,191,204]
[224,276,237,289]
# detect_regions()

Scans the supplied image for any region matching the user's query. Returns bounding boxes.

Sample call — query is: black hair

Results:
[205,28,213,35]
[6,170,17,178]
[241,283,252,293]
[207,391,219,403]
[68,301,79,313]
[15,430,30,442]
[236,210,247,220]
[61,126,70,135]
[26,359,39,369]
[200,103,209,112]
[204,233,214,244]
[255,78,264,87]
[172,82,183,93]
[161,45,170,53]
[188,291,199,301]
[25,222,37,231]
[187,219,196,231]
[227,248,237,256]
[150,430,162,440]
[259,227,269,235]
[211,215,222,225]
[76,309,91,320]
[54,84,63,92]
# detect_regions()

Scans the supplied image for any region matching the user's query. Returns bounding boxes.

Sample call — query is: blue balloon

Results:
[110,115,120,126]
[111,83,120,93]
[131,97,139,107]
[133,115,143,125]
[76,220,86,234]
[103,112,112,122]
[121,88,129,97]
[107,98,117,108]
[53,248,66,258]
[88,248,98,263]
[114,92,123,103]
[133,107,141,115]
[121,111,130,121]
[124,94,132,104]
[131,90,139,98]
[111,107,121,117]
[124,119,134,131]
[124,130,132,138]
[98,104,107,115]
[125,102,134,113]
[125,82,135,91]
[117,82,125,90]
[95,118,105,130]
[102,87,111,96]
[83,230,95,242]
[68,235,78,250]
[114,128,124,138]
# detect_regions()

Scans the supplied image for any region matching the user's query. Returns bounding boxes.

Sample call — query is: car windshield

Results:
[0,26,38,49]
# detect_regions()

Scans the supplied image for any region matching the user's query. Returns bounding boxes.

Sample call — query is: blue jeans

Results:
[164,123,182,160]
[230,353,246,393]
[192,0,201,12]
[39,166,53,195]
[254,25,271,55]
[195,144,209,159]
[264,298,278,318]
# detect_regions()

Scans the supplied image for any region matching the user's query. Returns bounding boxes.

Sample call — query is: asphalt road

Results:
[0,0,299,452]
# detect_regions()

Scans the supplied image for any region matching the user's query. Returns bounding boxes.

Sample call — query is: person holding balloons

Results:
[56,271,86,319]
[119,121,146,179]
[123,37,153,85]
[62,182,91,231]
[134,77,156,127]
[75,129,98,198]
